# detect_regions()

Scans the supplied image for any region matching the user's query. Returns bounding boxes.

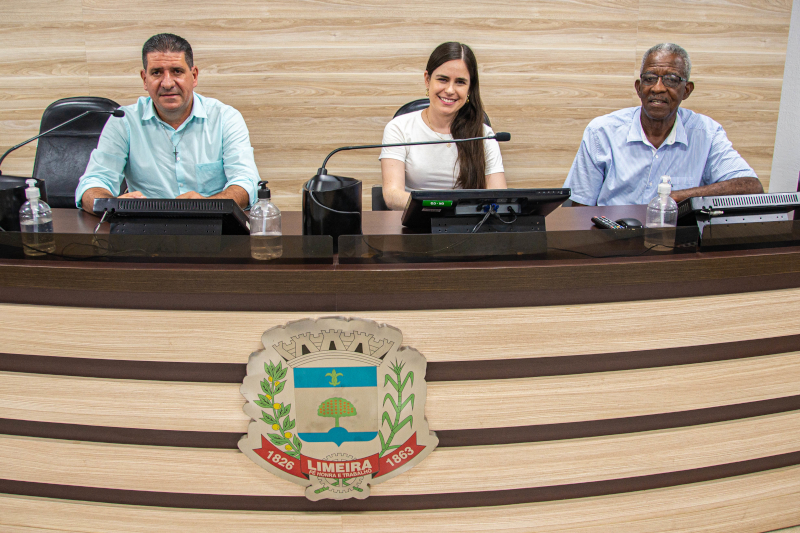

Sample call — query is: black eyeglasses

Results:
[640,72,687,89]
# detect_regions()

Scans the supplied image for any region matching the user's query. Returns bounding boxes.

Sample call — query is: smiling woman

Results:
[379,42,507,210]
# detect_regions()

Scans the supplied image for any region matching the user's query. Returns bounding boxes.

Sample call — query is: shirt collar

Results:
[142,93,206,129]
[628,107,688,148]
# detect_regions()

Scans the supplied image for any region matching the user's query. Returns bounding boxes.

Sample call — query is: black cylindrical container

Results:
[302,173,362,251]
[0,176,47,231]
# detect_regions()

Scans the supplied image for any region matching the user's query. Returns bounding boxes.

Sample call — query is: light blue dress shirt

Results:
[75,93,260,207]
[563,107,756,206]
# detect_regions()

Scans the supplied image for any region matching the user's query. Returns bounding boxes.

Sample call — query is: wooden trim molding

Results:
[1,452,798,512]
[2,396,798,449]
[1,246,799,312]
[2,334,800,382]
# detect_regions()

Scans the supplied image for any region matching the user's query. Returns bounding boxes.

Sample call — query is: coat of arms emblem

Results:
[238,317,439,500]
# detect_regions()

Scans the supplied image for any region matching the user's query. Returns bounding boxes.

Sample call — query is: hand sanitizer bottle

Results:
[250,180,282,260]
[645,175,678,248]
[19,179,55,256]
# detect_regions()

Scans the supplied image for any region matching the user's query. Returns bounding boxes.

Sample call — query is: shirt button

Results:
[655,155,659,159]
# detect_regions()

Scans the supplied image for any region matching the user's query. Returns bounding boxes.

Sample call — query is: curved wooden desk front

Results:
[1,207,799,532]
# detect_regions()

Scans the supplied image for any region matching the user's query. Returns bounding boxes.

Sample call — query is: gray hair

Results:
[142,33,193,69]
[640,43,691,80]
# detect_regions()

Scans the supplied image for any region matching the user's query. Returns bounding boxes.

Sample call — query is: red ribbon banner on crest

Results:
[254,432,425,480]
[374,433,426,478]
[253,435,305,479]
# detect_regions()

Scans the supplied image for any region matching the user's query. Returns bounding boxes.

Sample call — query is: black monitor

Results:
[401,188,571,233]
[93,198,249,235]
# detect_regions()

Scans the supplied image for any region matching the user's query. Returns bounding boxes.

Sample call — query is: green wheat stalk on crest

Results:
[255,360,302,458]
[379,360,414,457]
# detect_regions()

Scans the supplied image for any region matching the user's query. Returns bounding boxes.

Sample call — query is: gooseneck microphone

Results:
[0,108,125,174]
[305,131,512,216]
[315,131,511,176]
[304,131,512,217]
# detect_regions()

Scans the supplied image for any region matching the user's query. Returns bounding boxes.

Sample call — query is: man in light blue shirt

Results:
[564,43,762,206]
[76,33,260,212]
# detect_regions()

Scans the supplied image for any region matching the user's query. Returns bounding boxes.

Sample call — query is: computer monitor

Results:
[93,198,249,235]
[401,188,571,233]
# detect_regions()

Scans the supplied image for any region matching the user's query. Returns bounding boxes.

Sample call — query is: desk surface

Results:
[1,206,798,313]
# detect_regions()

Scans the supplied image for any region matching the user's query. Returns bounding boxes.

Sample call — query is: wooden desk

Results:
[1,209,799,531]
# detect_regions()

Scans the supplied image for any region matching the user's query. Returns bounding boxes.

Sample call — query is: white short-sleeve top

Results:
[378,110,504,190]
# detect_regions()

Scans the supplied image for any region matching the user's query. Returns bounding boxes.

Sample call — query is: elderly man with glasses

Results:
[564,43,763,206]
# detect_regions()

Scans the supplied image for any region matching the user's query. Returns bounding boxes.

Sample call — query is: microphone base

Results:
[302,172,362,252]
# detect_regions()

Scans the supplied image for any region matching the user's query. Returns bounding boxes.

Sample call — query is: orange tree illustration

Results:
[255,360,302,458]
[379,360,414,457]
[318,397,357,427]
[313,397,362,495]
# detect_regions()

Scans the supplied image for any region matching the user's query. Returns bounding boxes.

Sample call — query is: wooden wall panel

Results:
[0,1,790,209]
[2,287,800,363]
[3,351,798,432]
[1,466,798,532]
[1,411,798,497]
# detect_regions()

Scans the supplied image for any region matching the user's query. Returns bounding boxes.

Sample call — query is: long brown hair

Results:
[425,42,486,189]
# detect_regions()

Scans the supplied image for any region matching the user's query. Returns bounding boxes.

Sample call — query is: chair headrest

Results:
[39,97,121,135]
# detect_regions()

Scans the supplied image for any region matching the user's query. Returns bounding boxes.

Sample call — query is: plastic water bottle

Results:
[250,180,282,260]
[19,179,55,256]
[645,175,678,248]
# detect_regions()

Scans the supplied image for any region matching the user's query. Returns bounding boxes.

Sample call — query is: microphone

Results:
[0,109,125,174]
[303,131,512,239]
[314,131,511,176]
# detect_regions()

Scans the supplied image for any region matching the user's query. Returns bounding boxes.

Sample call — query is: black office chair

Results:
[373,99,495,211]
[371,185,390,211]
[32,96,120,208]
[393,98,492,127]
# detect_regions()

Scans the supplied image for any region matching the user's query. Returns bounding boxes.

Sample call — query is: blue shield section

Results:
[294,366,378,446]
[294,366,377,388]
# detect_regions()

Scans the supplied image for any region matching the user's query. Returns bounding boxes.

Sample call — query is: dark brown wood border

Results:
[1,451,798,512]
[3,333,799,382]
[3,395,798,448]
[1,246,799,312]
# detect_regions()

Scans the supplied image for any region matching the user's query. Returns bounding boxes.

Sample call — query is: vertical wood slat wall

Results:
[0,0,791,210]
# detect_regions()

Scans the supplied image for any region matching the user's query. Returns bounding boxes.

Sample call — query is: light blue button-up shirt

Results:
[75,93,260,207]
[563,107,756,206]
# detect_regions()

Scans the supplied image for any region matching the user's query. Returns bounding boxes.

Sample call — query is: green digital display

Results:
[422,200,453,207]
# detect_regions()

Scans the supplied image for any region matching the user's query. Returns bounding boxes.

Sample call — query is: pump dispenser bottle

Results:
[18,179,55,256]
[645,175,678,247]
[250,180,282,260]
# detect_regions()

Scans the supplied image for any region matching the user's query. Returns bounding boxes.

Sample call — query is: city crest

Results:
[238,317,439,500]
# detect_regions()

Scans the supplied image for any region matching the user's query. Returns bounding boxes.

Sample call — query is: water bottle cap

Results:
[25,179,40,200]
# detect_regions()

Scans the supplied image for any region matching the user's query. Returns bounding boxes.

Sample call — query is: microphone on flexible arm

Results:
[0,109,125,175]
[302,130,511,245]
[305,131,512,214]
[313,131,511,179]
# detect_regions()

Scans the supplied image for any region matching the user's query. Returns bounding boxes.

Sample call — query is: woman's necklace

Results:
[424,108,452,148]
